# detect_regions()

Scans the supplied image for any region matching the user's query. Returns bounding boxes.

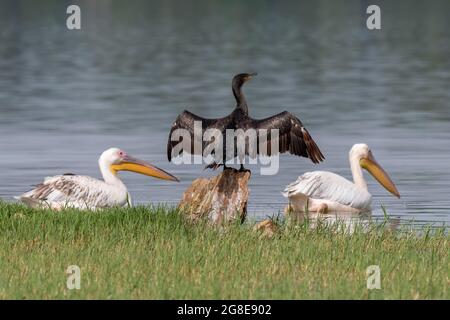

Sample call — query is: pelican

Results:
[283,144,400,213]
[16,148,179,210]
[167,73,324,171]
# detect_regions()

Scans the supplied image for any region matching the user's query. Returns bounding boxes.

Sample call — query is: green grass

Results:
[0,201,448,299]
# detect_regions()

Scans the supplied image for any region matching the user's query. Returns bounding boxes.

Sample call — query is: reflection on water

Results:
[285,210,402,234]
[0,0,449,228]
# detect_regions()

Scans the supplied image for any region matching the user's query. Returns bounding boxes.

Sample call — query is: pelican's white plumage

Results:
[17,148,179,210]
[284,171,372,211]
[18,175,130,210]
[283,144,400,213]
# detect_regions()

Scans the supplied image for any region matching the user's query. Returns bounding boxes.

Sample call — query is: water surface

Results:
[0,0,449,227]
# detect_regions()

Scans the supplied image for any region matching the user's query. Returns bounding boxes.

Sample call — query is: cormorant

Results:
[167,73,324,170]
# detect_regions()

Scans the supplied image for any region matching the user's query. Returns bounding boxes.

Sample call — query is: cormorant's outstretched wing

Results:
[167,110,231,161]
[247,111,324,164]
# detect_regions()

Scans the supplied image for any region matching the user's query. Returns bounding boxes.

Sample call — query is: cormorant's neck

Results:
[232,83,248,114]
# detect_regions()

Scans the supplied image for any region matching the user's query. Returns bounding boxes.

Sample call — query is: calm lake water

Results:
[0,0,449,228]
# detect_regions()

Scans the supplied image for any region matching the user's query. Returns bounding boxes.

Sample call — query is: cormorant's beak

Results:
[245,73,257,81]
[111,155,179,182]
[360,151,400,198]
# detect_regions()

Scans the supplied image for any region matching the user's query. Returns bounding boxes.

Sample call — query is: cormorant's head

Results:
[232,72,257,89]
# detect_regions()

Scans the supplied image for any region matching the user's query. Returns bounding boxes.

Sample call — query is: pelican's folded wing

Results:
[18,175,111,209]
[283,171,371,210]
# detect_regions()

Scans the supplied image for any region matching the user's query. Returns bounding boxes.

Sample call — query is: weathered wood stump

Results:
[178,169,251,225]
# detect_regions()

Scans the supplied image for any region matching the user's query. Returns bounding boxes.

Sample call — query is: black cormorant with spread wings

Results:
[167,73,324,170]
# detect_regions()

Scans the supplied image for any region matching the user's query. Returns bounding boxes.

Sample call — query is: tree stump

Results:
[178,169,251,225]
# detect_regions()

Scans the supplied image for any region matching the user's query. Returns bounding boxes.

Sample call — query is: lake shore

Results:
[0,201,448,299]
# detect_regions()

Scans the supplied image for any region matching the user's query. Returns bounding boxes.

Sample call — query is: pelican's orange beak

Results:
[111,155,179,182]
[360,151,400,198]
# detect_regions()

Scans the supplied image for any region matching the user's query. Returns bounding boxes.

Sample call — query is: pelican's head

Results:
[232,72,257,89]
[350,144,400,198]
[100,148,179,182]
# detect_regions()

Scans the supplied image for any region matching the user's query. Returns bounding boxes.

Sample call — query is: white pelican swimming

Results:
[16,147,179,210]
[283,143,400,213]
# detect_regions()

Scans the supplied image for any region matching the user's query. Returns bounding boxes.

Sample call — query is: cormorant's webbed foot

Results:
[239,164,251,173]
[204,162,223,170]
